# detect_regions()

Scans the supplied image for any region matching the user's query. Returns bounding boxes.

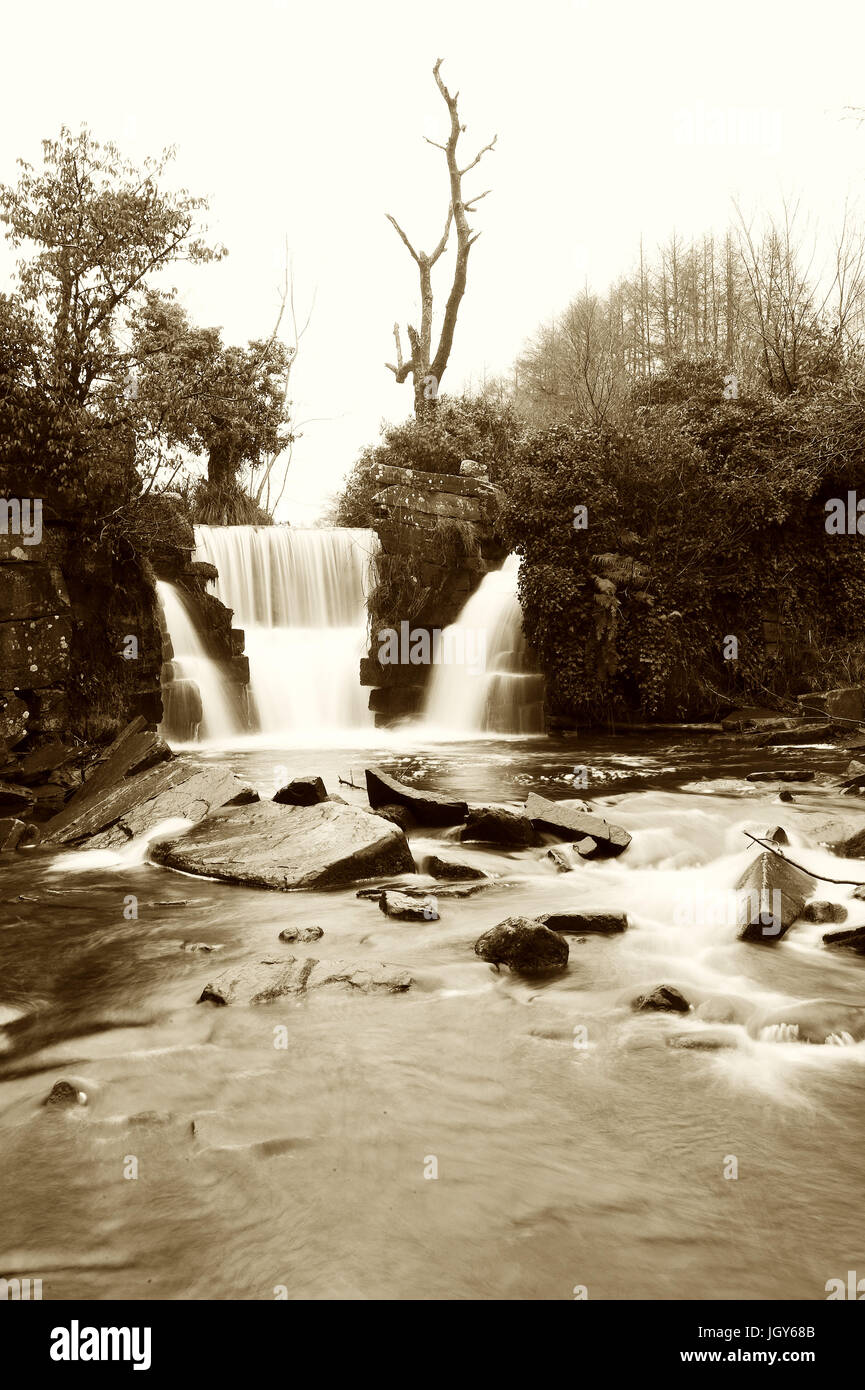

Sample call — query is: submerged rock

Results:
[538,910,628,935]
[667,1030,737,1051]
[273,775,328,806]
[198,955,413,1004]
[830,827,865,858]
[278,925,324,943]
[44,1079,88,1107]
[823,925,865,954]
[544,846,573,873]
[695,995,751,1025]
[460,806,541,848]
[365,766,467,827]
[748,998,865,1043]
[474,916,569,974]
[180,941,224,953]
[379,890,439,921]
[745,769,816,783]
[524,792,631,856]
[357,879,493,900]
[152,800,415,889]
[735,851,816,942]
[632,985,691,1013]
[797,901,847,925]
[423,854,486,881]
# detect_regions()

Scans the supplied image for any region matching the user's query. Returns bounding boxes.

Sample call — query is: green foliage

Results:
[498,358,865,721]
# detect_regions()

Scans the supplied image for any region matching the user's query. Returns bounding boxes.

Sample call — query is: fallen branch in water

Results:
[338,771,362,789]
[743,831,865,886]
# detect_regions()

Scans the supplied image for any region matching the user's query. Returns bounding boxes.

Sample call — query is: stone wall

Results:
[152,544,249,739]
[0,516,166,750]
[0,508,249,756]
[361,460,508,726]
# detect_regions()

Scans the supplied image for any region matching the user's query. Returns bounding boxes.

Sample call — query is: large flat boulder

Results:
[41,717,172,844]
[198,954,413,1004]
[524,792,631,856]
[735,851,816,942]
[365,765,467,827]
[152,799,415,889]
[88,766,259,847]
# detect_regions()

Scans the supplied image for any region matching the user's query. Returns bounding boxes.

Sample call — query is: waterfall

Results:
[193,526,376,737]
[422,554,545,735]
[157,581,240,742]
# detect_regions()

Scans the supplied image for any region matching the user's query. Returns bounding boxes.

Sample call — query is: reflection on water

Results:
[1,734,864,1300]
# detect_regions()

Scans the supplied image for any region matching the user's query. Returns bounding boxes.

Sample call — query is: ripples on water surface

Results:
[1,733,864,1300]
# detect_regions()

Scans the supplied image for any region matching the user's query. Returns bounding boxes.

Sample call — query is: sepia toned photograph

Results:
[1,0,863,1347]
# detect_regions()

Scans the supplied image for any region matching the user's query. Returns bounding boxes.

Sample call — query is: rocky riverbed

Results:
[2,728,865,1299]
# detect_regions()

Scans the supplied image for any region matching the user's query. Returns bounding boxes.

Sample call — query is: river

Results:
[2,731,864,1300]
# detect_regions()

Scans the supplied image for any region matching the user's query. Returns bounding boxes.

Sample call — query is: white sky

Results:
[2,0,864,520]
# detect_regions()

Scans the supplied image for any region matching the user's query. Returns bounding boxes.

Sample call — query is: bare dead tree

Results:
[385,58,496,417]
[248,243,315,514]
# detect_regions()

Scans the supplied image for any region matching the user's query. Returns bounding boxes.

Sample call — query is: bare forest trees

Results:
[516,211,865,423]
[385,59,496,417]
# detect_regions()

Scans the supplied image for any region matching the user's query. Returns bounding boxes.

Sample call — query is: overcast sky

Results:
[2,0,865,520]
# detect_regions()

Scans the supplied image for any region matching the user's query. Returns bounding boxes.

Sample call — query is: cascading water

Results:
[422,553,545,734]
[157,581,240,742]
[193,525,376,738]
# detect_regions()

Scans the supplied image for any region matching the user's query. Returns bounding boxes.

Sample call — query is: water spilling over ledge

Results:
[421,554,545,735]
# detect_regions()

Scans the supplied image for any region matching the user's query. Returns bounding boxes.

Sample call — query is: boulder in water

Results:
[273,776,328,806]
[745,769,816,783]
[365,766,467,827]
[735,850,816,942]
[748,998,865,1043]
[0,816,28,850]
[823,925,865,954]
[667,1030,737,1051]
[44,1079,88,1107]
[379,890,439,921]
[538,910,628,935]
[762,825,789,845]
[544,846,573,872]
[474,916,569,974]
[279,925,324,943]
[525,792,631,856]
[372,803,415,832]
[797,900,847,924]
[199,955,413,1004]
[423,854,487,881]
[152,799,415,889]
[632,984,691,1013]
[460,806,541,848]
[830,827,865,858]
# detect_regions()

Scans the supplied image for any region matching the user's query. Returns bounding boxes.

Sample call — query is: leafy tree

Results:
[498,359,865,721]
[128,290,293,502]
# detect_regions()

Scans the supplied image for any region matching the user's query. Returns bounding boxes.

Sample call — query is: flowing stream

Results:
[2,532,864,1300]
[1,733,864,1300]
